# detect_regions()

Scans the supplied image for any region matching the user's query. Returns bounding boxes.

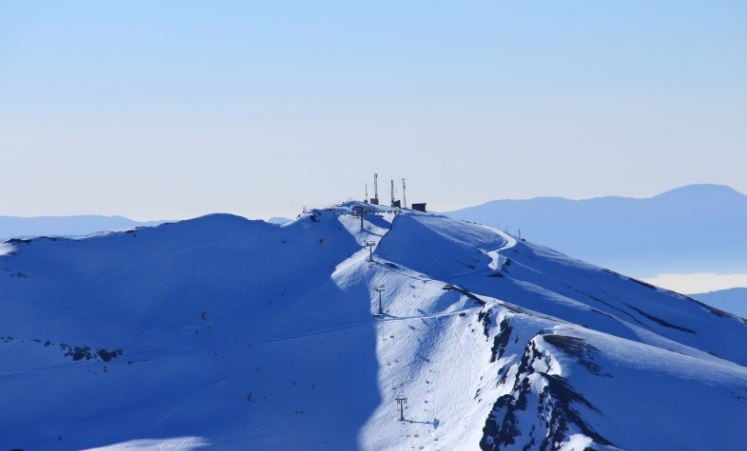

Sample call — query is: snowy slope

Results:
[1,203,746,450]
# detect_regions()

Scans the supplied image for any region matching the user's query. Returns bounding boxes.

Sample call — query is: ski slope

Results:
[1,202,746,450]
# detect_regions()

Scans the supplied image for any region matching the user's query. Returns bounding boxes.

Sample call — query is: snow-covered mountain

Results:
[2,203,746,450]
[446,184,747,276]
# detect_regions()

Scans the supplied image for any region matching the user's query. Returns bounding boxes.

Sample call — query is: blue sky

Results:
[1,1,745,219]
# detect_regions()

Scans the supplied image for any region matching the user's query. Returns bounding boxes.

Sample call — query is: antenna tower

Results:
[401,178,407,209]
[373,173,379,204]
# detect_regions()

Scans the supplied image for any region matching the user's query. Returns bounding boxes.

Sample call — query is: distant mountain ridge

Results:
[0,215,160,242]
[694,288,747,319]
[447,184,747,276]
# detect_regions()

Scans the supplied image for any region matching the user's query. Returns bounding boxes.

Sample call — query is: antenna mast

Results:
[390,179,395,206]
[401,178,407,209]
[373,173,379,204]
[365,184,368,203]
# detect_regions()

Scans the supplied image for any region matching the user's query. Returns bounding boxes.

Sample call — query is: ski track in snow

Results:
[477,223,518,271]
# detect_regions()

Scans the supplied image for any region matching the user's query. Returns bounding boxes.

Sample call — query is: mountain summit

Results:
[2,202,746,450]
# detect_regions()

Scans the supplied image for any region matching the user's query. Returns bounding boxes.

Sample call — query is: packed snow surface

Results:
[1,202,746,450]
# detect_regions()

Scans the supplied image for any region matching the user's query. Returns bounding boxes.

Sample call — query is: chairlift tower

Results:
[353,205,365,231]
[375,286,385,316]
[395,396,408,421]
[365,241,376,262]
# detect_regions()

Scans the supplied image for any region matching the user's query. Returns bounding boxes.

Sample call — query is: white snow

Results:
[83,436,210,450]
[0,242,15,256]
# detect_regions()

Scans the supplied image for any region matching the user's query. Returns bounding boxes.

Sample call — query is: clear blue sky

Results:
[1,1,745,220]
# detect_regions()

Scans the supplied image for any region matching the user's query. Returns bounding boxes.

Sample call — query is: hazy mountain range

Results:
[0,215,159,242]
[5,184,744,281]
[694,288,747,319]
[447,184,747,277]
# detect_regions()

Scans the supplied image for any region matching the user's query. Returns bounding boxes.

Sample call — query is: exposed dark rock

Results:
[481,338,616,451]
[539,374,614,450]
[542,335,609,377]
[624,303,696,334]
[478,308,494,338]
[6,238,32,245]
[490,318,513,363]
[97,348,123,362]
[481,394,519,450]
[443,284,487,305]
[59,343,124,362]
[628,277,657,290]
[64,345,93,361]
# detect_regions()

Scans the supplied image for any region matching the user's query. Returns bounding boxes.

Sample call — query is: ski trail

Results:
[479,224,518,271]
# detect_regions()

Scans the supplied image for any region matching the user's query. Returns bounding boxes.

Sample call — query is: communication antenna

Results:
[401,178,407,209]
[390,179,395,205]
[365,184,368,203]
[373,173,379,204]
[395,396,408,421]
[374,286,386,316]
